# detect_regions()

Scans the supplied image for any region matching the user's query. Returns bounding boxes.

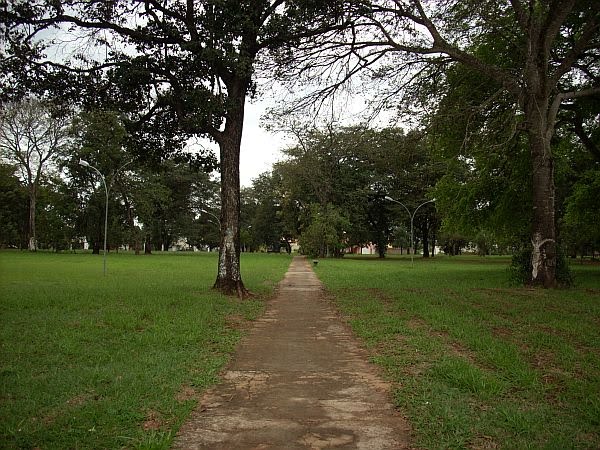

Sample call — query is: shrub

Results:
[509,243,573,287]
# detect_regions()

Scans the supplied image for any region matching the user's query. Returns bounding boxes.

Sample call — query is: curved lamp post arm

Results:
[384,196,410,218]
[200,208,221,225]
[79,159,107,190]
[413,199,436,219]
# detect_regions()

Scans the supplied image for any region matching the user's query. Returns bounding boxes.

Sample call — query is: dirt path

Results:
[172,256,411,449]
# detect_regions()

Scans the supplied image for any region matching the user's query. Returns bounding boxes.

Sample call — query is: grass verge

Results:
[0,251,291,449]
[315,255,600,449]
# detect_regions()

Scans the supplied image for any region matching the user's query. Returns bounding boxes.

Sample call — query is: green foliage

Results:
[507,245,532,285]
[509,244,574,287]
[0,163,28,247]
[266,126,441,256]
[315,256,600,449]
[36,177,80,251]
[298,203,349,258]
[244,172,286,250]
[430,60,532,247]
[0,252,290,449]
[562,169,600,255]
[65,110,220,252]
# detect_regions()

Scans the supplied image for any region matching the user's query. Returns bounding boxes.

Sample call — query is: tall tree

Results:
[246,172,284,251]
[0,163,28,248]
[0,98,69,250]
[282,0,600,286]
[275,125,375,250]
[429,62,533,251]
[4,0,350,296]
[272,125,441,256]
[67,110,138,253]
[36,175,80,251]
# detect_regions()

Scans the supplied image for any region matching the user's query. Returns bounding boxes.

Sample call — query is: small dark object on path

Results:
[313,259,318,265]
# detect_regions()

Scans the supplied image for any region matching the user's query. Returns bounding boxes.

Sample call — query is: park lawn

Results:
[0,251,291,449]
[315,255,600,450]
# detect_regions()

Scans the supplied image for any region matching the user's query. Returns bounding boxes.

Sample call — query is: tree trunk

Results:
[529,133,557,287]
[92,242,100,254]
[27,187,36,251]
[145,241,152,254]
[422,221,430,258]
[123,195,140,255]
[213,80,249,298]
[525,93,557,287]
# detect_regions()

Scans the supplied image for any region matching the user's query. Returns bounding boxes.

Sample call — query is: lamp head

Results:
[384,196,394,201]
[79,159,90,167]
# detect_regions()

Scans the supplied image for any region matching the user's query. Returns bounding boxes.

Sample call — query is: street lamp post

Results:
[80,159,134,275]
[80,159,108,275]
[385,196,436,266]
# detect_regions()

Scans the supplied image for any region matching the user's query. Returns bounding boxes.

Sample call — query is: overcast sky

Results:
[239,100,289,187]
[236,89,391,188]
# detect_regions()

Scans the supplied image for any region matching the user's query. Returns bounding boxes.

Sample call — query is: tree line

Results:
[2,1,599,290]
[0,103,221,253]
[240,118,599,269]
[1,95,598,282]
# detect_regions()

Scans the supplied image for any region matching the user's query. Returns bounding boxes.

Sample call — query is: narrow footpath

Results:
[172,256,410,449]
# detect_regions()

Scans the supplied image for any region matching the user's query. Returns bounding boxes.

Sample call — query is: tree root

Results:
[213,279,253,299]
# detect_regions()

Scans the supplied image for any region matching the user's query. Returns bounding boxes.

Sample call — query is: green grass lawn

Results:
[315,255,600,449]
[0,251,291,449]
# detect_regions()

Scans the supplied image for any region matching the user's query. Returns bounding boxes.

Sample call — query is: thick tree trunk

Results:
[529,133,557,287]
[526,93,557,287]
[213,81,249,298]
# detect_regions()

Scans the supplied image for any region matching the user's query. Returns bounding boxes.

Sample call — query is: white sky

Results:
[234,92,399,188]
[239,100,289,187]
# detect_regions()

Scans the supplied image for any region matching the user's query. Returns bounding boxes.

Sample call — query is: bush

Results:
[508,246,532,285]
[509,244,573,287]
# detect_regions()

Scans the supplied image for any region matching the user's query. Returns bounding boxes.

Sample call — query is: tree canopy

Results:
[274,0,600,286]
[1,1,598,289]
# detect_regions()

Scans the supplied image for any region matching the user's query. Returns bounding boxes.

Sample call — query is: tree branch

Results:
[547,86,600,141]
[541,0,576,61]
[553,17,600,87]
[508,0,529,32]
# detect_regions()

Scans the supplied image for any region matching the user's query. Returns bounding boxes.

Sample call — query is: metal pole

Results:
[385,196,435,267]
[102,175,108,276]
[410,214,415,266]
[80,159,109,276]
